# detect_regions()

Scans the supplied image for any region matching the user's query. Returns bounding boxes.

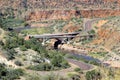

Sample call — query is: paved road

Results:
[84,18,100,31]
[67,59,93,70]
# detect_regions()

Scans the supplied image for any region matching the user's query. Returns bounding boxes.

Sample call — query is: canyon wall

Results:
[0,0,120,10]
[26,10,120,21]
[1,0,120,20]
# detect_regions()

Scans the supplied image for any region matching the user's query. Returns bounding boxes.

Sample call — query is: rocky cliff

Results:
[26,10,120,21]
[0,0,120,10]
[93,18,120,50]
[1,0,120,21]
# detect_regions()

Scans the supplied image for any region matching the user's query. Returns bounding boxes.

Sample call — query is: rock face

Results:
[0,0,120,20]
[1,0,120,10]
[93,18,120,50]
[26,10,120,21]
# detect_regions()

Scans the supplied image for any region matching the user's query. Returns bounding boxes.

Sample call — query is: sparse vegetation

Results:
[85,70,102,80]
[89,52,108,59]
[74,68,82,73]
[0,1,120,80]
[0,63,24,80]
[68,73,81,80]
[27,51,70,71]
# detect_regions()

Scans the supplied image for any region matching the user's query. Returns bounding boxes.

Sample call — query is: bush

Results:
[85,70,102,80]
[15,60,23,66]
[88,60,100,66]
[6,68,24,79]
[0,63,24,80]
[51,53,69,68]
[20,46,27,51]
[0,40,4,46]
[0,64,7,78]
[74,68,81,72]
[26,74,42,80]
[68,73,80,80]
[27,63,53,71]
[88,29,95,34]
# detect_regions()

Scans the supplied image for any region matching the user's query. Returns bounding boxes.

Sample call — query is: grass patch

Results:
[21,27,53,34]
[89,52,108,59]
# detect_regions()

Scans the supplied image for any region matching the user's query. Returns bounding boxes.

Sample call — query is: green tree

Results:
[51,54,64,67]
[85,70,102,80]
[0,64,7,78]
[108,68,115,80]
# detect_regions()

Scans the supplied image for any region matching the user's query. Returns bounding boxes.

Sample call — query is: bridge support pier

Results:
[42,38,47,46]
[67,38,71,44]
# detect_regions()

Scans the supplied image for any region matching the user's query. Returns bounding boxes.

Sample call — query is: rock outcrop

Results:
[26,10,120,21]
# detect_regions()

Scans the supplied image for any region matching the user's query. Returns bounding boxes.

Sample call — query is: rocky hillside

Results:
[0,0,120,10]
[26,10,120,21]
[0,0,120,20]
[93,17,120,51]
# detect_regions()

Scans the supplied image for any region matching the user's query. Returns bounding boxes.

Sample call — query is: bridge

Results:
[28,32,95,49]
[29,32,80,38]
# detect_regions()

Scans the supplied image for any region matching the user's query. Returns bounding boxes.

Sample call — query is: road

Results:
[84,18,100,31]
[67,59,93,70]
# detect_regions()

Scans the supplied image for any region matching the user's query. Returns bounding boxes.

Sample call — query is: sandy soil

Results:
[27,63,78,77]
[58,44,88,54]
[96,20,108,28]
[0,28,5,40]
[0,51,18,68]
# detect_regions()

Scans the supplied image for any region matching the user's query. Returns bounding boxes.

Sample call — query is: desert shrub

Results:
[68,73,80,80]
[85,70,102,80]
[51,53,70,68]
[0,63,24,80]
[5,49,16,60]
[20,46,27,51]
[25,74,42,80]
[88,60,100,66]
[74,68,81,72]
[43,73,68,80]
[15,60,23,66]
[6,68,24,80]
[0,40,4,46]
[0,64,7,78]
[27,63,53,71]
[88,29,95,34]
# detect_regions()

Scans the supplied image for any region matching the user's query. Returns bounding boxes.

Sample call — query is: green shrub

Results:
[27,63,53,71]
[43,73,68,80]
[20,46,27,51]
[26,74,42,80]
[74,68,81,72]
[15,60,23,66]
[68,73,80,80]
[85,70,102,80]
[0,64,7,78]
[6,68,24,80]
[0,63,24,80]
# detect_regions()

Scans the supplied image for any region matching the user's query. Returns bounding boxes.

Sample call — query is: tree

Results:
[85,70,102,80]
[0,64,7,78]
[108,68,115,80]
[88,29,95,34]
[51,54,64,67]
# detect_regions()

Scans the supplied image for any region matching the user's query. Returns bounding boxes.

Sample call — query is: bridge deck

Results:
[29,32,80,37]
[29,33,95,39]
